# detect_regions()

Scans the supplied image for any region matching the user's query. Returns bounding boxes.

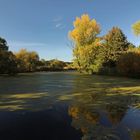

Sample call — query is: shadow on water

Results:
[0,103,82,140]
[0,72,140,140]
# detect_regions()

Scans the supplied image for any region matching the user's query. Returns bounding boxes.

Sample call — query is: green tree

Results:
[0,37,8,51]
[0,37,18,75]
[132,20,140,36]
[0,50,17,75]
[103,27,129,67]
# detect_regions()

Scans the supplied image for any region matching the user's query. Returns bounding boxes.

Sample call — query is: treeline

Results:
[1,15,140,77]
[69,14,140,77]
[37,59,74,72]
[0,38,74,75]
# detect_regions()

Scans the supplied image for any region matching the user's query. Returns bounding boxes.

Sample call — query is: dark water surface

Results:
[0,72,140,140]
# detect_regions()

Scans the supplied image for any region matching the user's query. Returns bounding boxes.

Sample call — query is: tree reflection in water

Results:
[68,91,140,140]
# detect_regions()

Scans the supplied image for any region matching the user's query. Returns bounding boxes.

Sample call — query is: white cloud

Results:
[52,16,65,30]
[55,23,66,29]
[55,23,62,28]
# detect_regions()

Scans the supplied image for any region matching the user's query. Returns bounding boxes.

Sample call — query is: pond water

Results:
[0,72,140,140]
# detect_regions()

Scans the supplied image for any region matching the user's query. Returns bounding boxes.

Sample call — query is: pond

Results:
[0,72,140,140]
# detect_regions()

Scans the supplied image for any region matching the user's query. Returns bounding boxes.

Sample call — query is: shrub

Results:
[117,49,140,77]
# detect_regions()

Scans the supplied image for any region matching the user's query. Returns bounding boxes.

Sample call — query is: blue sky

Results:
[0,0,140,61]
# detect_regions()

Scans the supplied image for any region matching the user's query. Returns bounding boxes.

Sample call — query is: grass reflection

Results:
[0,93,48,99]
[0,93,48,111]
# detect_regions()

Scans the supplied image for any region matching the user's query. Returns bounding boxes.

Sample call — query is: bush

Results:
[117,50,140,77]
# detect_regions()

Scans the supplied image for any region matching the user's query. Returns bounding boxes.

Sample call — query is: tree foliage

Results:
[0,37,17,75]
[69,14,101,73]
[0,50,17,75]
[37,59,68,71]
[69,14,101,46]
[69,15,130,74]
[0,36,74,75]
[117,48,140,77]
[0,37,8,51]
[103,27,129,67]
[132,20,140,36]
[47,59,66,70]
[15,49,39,72]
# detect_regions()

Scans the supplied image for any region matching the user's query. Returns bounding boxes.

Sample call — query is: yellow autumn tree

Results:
[69,14,100,45]
[15,49,39,72]
[132,20,140,36]
[69,14,101,73]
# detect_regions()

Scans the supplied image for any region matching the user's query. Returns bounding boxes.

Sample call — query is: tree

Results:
[69,14,101,46]
[0,37,8,51]
[0,37,18,75]
[0,50,17,75]
[69,14,101,73]
[132,20,140,36]
[103,27,129,67]
[15,49,39,72]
